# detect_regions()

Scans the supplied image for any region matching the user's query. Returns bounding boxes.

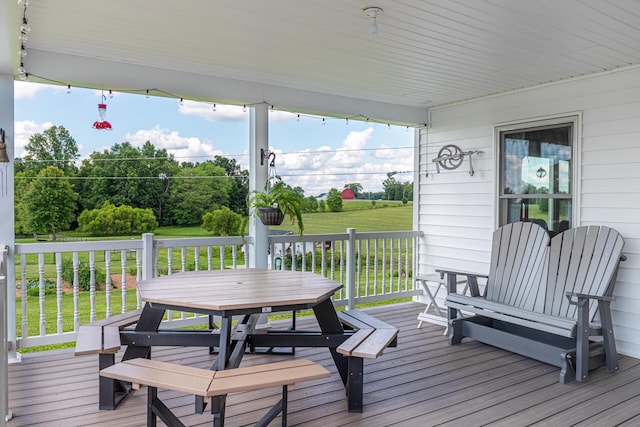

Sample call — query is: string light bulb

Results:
[145,89,150,98]
[19,44,27,58]
[297,114,300,122]
[322,118,326,125]
[66,84,71,94]
[243,104,247,112]
[212,103,217,111]
[20,17,30,34]
[17,62,26,80]
[18,0,29,6]
[108,90,114,98]
[179,98,184,106]
[18,32,28,43]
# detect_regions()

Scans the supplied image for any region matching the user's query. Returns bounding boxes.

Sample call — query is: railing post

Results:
[142,233,155,280]
[1,246,11,424]
[346,228,356,310]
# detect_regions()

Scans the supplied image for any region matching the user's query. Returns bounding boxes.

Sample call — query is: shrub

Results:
[20,278,57,297]
[61,257,106,291]
[78,201,157,236]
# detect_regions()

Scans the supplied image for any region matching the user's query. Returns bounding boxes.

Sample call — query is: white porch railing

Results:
[1,245,10,424]
[10,229,422,350]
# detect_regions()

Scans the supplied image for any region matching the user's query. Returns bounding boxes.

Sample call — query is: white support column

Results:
[248,103,269,269]
[0,73,16,424]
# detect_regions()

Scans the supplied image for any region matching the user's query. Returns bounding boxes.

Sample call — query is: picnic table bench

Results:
[336,309,398,411]
[100,358,330,427]
[75,309,144,409]
[439,222,625,384]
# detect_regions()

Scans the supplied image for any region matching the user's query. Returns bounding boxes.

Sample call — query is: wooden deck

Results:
[7,302,640,427]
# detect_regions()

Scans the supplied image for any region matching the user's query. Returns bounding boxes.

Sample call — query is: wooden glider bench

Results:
[74,309,143,409]
[100,358,331,427]
[439,222,625,384]
[336,309,398,411]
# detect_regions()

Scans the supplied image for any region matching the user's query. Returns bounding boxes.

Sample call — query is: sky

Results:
[13,82,415,197]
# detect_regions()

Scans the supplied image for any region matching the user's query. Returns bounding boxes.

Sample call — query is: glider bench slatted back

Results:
[100,358,330,427]
[440,222,625,384]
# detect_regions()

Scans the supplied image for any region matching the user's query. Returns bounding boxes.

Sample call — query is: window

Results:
[498,117,576,235]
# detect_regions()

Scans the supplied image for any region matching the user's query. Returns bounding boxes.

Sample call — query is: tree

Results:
[344,183,363,199]
[212,156,249,215]
[326,188,343,212]
[167,161,231,226]
[21,125,79,175]
[24,166,78,240]
[202,206,243,236]
[76,141,179,225]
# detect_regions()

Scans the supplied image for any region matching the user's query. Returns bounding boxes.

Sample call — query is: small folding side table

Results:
[416,273,467,330]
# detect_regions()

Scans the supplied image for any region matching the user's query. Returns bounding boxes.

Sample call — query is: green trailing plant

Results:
[248,180,304,237]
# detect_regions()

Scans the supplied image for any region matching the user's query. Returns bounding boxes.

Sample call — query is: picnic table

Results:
[108,268,376,425]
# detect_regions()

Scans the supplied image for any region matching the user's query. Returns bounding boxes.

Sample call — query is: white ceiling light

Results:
[363,7,383,35]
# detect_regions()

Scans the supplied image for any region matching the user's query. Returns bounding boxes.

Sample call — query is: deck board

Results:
[7,302,640,427]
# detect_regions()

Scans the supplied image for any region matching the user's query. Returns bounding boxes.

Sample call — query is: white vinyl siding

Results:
[417,65,640,358]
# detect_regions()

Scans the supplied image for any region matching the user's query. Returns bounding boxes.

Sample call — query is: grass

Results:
[15,203,414,353]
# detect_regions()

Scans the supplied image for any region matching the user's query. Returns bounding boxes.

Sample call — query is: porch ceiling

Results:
[2,0,640,125]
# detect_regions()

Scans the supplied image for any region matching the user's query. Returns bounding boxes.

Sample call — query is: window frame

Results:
[494,114,581,231]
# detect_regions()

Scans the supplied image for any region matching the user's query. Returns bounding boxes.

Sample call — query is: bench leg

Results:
[99,353,132,410]
[598,300,619,372]
[346,357,364,413]
[254,385,288,427]
[147,386,185,427]
[575,298,589,382]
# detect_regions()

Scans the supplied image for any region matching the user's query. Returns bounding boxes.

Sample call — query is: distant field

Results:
[277,202,413,234]
[16,201,414,242]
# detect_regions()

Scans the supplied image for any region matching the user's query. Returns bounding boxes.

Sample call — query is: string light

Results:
[10,69,425,129]
[17,0,29,82]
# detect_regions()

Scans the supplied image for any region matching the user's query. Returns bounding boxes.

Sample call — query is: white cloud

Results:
[124,125,225,162]
[14,82,47,100]
[269,127,414,196]
[178,100,300,123]
[179,101,247,122]
[13,120,54,156]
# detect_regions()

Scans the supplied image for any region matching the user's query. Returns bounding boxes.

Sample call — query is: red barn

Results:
[341,188,355,200]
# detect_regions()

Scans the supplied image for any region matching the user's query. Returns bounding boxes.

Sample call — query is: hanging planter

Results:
[258,207,285,226]
[248,181,304,236]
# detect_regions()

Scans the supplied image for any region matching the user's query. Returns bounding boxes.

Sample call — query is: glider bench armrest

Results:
[337,310,398,359]
[74,309,143,356]
[436,268,488,296]
[100,358,331,427]
[566,291,615,304]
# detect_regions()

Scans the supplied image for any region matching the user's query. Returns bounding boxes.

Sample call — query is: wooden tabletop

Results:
[137,268,343,314]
